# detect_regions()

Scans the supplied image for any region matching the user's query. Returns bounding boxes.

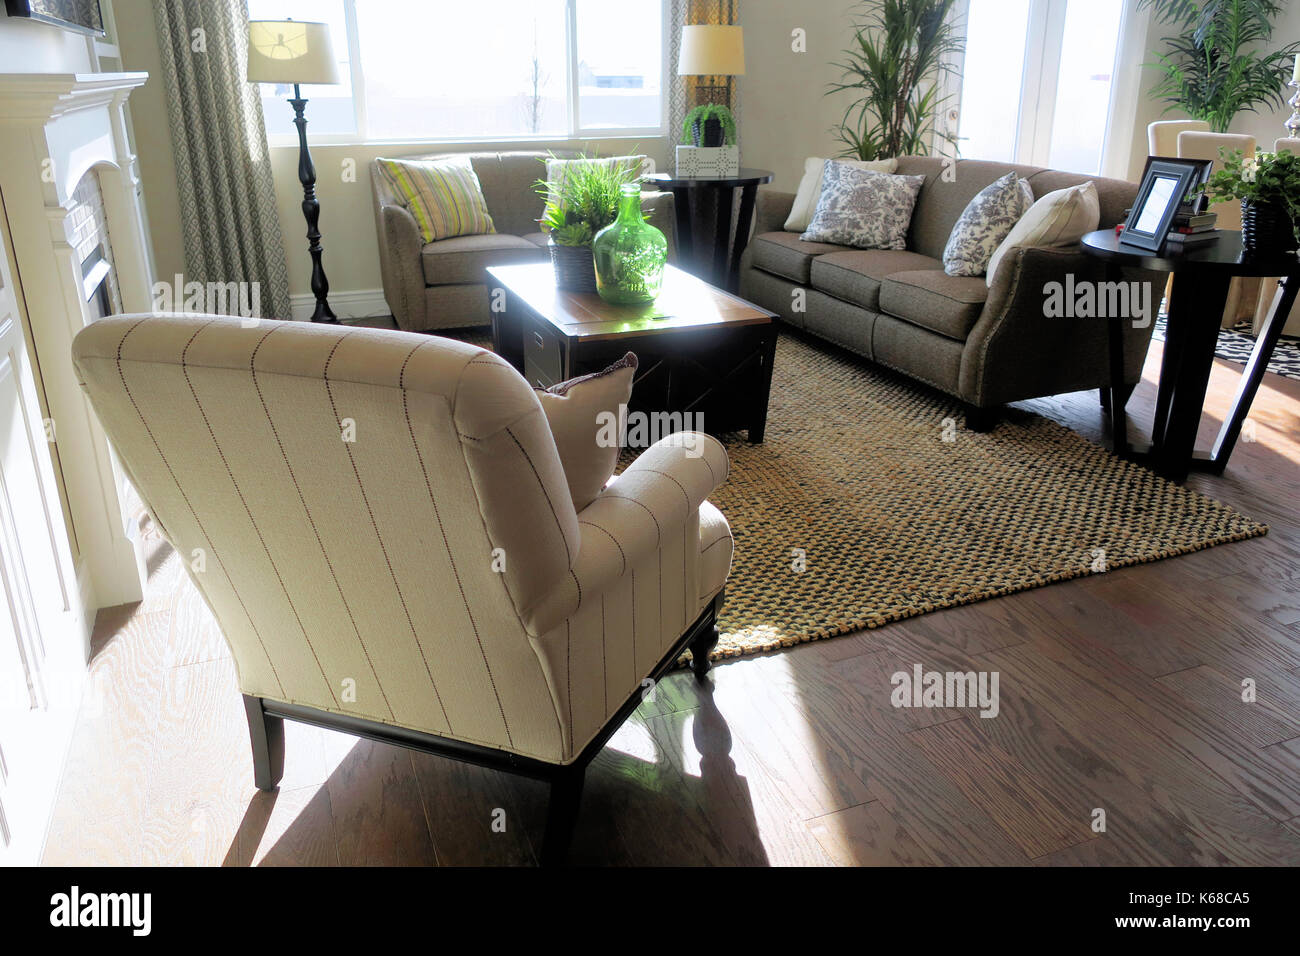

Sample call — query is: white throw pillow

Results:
[986,182,1101,286]
[942,172,1035,277]
[784,156,899,232]
[800,161,925,250]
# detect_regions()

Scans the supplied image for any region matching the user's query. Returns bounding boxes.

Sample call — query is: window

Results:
[954,0,1125,175]
[247,0,665,144]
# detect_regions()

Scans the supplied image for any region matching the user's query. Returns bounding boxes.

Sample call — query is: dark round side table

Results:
[646,167,773,292]
[1080,229,1300,481]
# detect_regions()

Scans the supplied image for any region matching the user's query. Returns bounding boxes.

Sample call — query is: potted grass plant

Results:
[1204,149,1300,252]
[535,154,643,292]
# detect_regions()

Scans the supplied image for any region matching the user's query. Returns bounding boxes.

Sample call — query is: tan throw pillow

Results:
[784,156,899,232]
[535,353,638,511]
[986,181,1101,286]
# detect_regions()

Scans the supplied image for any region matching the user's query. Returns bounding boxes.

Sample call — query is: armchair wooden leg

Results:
[242,695,285,792]
[540,765,586,867]
[689,592,724,681]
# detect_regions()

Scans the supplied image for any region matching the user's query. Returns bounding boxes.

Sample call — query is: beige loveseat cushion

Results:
[878,270,989,341]
[749,232,851,284]
[809,249,942,313]
[422,233,546,286]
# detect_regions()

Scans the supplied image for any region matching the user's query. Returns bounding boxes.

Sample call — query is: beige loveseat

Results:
[739,157,1160,428]
[371,151,675,332]
[72,313,732,864]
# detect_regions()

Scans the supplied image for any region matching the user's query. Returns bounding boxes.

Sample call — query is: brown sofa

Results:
[738,157,1159,428]
[371,151,675,332]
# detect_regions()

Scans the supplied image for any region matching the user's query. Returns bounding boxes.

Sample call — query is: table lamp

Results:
[247,19,341,323]
[678,24,745,108]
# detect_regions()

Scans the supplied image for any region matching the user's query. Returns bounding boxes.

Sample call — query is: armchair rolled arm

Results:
[521,432,729,636]
[640,189,677,263]
[961,245,1161,407]
[376,201,428,331]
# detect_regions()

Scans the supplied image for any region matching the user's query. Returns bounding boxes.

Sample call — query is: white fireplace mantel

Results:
[0,71,153,615]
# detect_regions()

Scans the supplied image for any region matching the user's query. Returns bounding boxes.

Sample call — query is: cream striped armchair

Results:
[72,314,733,864]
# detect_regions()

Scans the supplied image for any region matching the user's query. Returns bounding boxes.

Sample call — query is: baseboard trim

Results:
[289,288,390,322]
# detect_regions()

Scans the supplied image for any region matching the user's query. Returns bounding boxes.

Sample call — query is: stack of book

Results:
[1164,210,1219,247]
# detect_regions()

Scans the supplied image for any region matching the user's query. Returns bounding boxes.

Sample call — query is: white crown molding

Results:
[0,72,148,124]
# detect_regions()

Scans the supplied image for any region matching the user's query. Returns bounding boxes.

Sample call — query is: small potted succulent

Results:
[681,103,737,147]
[1204,149,1300,253]
[535,154,644,292]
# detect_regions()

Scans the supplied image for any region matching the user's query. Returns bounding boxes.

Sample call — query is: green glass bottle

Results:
[592,183,668,305]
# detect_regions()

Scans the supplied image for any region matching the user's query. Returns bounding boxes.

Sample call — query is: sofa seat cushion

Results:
[523,231,551,249]
[749,231,853,284]
[809,250,943,312]
[878,270,989,341]
[422,233,545,285]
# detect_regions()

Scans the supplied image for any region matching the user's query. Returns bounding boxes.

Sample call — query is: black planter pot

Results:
[692,117,725,147]
[549,239,598,293]
[1240,199,1297,253]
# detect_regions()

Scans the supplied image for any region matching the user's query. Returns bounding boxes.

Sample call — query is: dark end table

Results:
[645,167,773,293]
[1080,229,1300,481]
[487,263,778,443]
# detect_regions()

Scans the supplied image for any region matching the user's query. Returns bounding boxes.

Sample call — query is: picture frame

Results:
[3,0,104,37]
[1118,157,1213,252]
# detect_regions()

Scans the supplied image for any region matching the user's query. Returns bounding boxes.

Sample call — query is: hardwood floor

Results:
[41,338,1300,866]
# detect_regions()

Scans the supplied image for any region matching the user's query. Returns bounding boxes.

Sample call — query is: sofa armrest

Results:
[961,245,1161,407]
[753,190,796,237]
[375,201,428,331]
[520,431,729,636]
[640,189,678,263]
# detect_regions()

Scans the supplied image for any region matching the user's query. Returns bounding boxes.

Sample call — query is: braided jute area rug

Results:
[697,332,1266,661]
[451,326,1266,662]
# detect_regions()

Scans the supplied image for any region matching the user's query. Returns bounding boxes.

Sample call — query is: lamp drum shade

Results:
[677,24,745,76]
[247,20,341,85]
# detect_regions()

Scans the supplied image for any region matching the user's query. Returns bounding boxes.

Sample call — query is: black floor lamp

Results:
[247,19,340,323]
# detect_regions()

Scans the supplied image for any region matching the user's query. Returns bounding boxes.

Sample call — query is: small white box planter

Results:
[675,145,740,178]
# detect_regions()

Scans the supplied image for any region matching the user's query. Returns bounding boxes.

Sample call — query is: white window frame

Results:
[948,0,1129,172]
[263,0,668,148]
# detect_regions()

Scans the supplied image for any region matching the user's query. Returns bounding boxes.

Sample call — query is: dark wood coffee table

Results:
[486,263,778,442]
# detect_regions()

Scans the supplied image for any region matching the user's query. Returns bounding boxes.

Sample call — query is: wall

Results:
[736,0,858,194]
[112,0,188,290]
[0,13,96,72]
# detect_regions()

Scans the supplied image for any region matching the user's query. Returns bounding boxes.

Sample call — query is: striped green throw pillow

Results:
[375,155,495,243]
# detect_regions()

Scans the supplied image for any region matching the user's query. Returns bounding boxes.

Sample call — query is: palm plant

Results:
[1140,0,1300,133]
[827,0,964,161]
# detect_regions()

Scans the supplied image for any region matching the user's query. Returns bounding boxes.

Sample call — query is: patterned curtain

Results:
[667,0,742,144]
[152,0,293,320]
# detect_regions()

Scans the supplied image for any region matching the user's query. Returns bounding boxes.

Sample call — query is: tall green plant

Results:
[827,0,963,161]
[535,153,642,247]
[1140,0,1300,133]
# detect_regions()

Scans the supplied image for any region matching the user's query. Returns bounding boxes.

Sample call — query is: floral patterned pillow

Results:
[942,172,1035,277]
[801,161,926,250]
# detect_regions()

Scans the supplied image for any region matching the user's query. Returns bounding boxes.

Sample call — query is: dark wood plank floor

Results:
[41,336,1300,866]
